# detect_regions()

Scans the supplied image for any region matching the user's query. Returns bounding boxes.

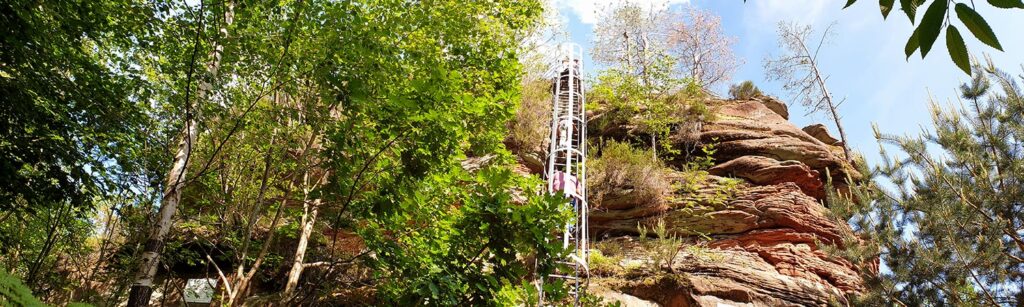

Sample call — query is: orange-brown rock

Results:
[591,180,845,242]
[753,96,789,120]
[696,100,860,182]
[801,123,841,145]
[591,180,862,306]
[707,156,824,198]
[587,97,867,306]
[597,247,846,306]
[710,229,862,294]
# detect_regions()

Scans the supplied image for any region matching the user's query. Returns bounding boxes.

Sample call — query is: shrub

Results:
[588,141,670,209]
[665,79,716,158]
[592,240,624,258]
[637,218,681,270]
[728,80,763,100]
[508,79,551,153]
[588,249,623,276]
[0,269,46,307]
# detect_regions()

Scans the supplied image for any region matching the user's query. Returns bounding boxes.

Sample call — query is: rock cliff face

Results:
[574,98,865,306]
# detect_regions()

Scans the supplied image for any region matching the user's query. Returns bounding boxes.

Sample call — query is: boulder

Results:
[710,229,862,294]
[801,124,841,145]
[590,179,848,245]
[755,96,789,120]
[597,246,848,306]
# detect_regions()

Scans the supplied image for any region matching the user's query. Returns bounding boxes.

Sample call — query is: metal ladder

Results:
[540,43,589,306]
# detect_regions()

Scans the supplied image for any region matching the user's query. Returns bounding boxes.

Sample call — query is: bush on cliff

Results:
[728,80,763,100]
[589,141,670,209]
[508,79,552,154]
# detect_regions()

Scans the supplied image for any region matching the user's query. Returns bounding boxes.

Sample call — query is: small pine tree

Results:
[728,80,763,100]
[827,60,1024,306]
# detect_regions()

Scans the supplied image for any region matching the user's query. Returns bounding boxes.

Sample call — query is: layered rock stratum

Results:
[527,97,867,306]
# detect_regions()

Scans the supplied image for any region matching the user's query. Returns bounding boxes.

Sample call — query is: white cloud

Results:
[556,0,692,24]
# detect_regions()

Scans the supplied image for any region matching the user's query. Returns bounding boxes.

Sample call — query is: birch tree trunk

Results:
[125,116,198,307]
[283,168,323,298]
[126,3,234,306]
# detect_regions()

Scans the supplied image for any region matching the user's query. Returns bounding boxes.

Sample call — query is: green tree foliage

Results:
[827,61,1024,305]
[302,0,571,304]
[0,1,167,300]
[842,0,1021,74]
[3,0,572,305]
[589,3,717,161]
[508,79,553,155]
[728,81,764,100]
[1,268,46,307]
[0,0,156,216]
[588,63,708,159]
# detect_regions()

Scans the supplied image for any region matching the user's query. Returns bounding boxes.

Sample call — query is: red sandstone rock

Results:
[544,97,868,306]
[802,123,841,145]
[590,180,846,244]
[596,247,846,306]
[696,100,860,183]
[708,155,825,198]
[591,182,863,306]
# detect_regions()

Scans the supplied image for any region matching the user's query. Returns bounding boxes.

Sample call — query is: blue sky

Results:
[551,0,1024,168]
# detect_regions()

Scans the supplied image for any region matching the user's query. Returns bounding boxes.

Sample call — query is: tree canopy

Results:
[829,60,1024,305]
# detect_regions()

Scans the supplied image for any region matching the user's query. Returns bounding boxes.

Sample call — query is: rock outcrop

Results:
[752,96,789,120]
[695,100,858,181]
[802,123,841,145]
[707,156,824,199]
[580,99,865,306]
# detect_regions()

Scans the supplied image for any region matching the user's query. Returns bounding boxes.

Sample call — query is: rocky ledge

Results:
[582,98,866,306]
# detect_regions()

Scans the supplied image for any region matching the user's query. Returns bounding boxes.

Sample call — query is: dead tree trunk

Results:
[802,43,852,162]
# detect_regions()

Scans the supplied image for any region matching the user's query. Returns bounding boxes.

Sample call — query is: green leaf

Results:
[987,0,1024,8]
[945,25,970,75]
[881,0,896,18]
[845,0,858,8]
[900,0,927,23]
[428,282,439,298]
[955,3,1004,50]
[917,0,947,57]
[905,27,920,59]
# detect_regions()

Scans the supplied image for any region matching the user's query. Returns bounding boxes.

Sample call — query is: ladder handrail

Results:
[539,42,588,306]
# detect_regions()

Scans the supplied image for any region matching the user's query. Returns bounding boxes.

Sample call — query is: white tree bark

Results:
[126,3,234,306]
[283,169,324,298]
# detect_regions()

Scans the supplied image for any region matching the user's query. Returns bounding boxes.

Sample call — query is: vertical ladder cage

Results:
[540,43,588,306]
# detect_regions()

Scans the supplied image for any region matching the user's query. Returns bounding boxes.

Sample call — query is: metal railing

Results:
[539,43,588,306]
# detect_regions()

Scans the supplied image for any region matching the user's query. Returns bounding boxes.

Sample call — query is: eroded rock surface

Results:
[595,247,845,306]
[802,123,841,145]
[753,96,789,120]
[583,99,865,306]
[707,156,824,199]
[696,100,859,182]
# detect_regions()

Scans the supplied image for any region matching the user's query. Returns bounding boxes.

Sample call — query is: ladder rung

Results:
[549,274,578,280]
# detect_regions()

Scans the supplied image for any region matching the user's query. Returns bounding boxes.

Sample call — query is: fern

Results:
[0,270,45,307]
